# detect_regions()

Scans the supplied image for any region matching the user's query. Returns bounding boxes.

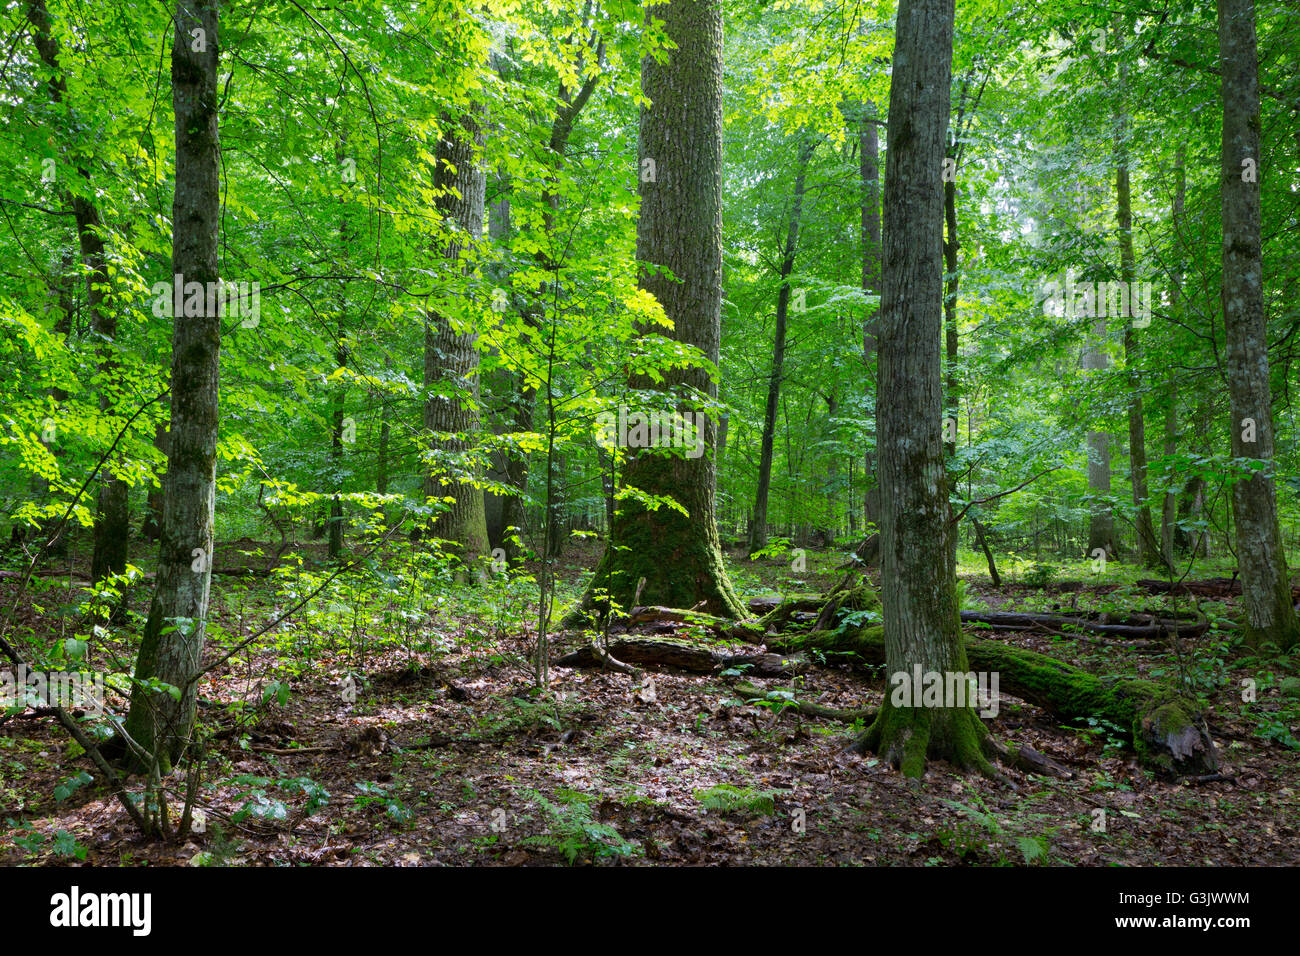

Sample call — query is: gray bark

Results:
[853,0,988,774]
[1217,0,1298,649]
[580,0,743,617]
[123,0,222,770]
[749,136,815,555]
[423,111,490,570]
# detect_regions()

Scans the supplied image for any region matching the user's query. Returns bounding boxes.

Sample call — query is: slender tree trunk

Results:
[122,0,221,770]
[942,100,962,568]
[1161,147,1186,561]
[27,0,129,581]
[486,55,600,564]
[1217,0,1299,650]
[579,0,743,617]
[1115,93,1165,570]
[1082,321,1116,555]
[140,422,168,543]
[749,137,815,555]
[329,345,345,561]
[376,359,391,495]
[860,102,882,530]
[423,112,490,573]
[852,0,989,776]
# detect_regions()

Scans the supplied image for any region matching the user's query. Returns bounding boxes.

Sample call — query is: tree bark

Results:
[26,0,129,582]
[1160,147,1186,560]
[860,101,882,530]
[1082,321,1116,555]
[423,111,490,573]
[579,0,744,618]
[121,0,222,771]
[1115,90,1165,571]
[1216,0,1299,650]
[749,136,815,555]
[849,0,989,776]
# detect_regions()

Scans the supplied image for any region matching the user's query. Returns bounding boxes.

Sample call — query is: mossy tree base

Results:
[575,484,746,622]
[850,695,995,779]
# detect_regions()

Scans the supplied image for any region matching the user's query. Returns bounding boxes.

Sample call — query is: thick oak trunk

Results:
[423,112,490,572]
[580,0,743,617]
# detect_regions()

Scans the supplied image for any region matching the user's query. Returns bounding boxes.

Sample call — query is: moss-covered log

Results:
[626,606,766,643]
[776,624,1218,775]
[758,587,877,632]
[555,636,805,676]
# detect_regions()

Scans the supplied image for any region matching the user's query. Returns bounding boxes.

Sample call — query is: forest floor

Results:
[2,539,1299,866]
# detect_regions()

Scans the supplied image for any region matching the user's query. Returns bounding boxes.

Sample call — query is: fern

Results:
[519,789,639,865]
[694,784,777,816]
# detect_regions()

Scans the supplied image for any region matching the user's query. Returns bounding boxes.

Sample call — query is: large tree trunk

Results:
[26,0,129,582]
[1115,92,1165,571]
[423,112,490,573]
[121,0,222,771]
[749,137,815,555]
[850,0,988,776]
[579,0,743,617]
[1216,0,1299,651]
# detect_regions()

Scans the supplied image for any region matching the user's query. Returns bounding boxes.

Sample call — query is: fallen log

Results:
[959,609,1208,640]
[729,680,873,723]
[1135,577,1243,597]
[772,624,1218,775]
[554,636,806,677]
[759,587,880,633]
[624,606,766,644]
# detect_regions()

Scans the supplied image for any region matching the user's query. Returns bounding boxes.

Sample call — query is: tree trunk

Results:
[579,0,743,618]
[122,0,221,771]
[860,101,882,530]
[376,359,391,495]
[749,137,815,555]
[486,62,600,564]
[26,0,129,582]
[140,422,168,543]
[1082,321,1116,555]
[850,0,989,776]
[423,111,490,573]
[1160,147,1186,561]
[1216,0,1299,650]
[1115,92,1165,571]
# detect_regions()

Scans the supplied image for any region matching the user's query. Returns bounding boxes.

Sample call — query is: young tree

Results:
[1114,87,1165,571]
[852,0,990,776]
[579,0,743,616]
[860,101,882,531]
[749,136,816,556]
[1217,0,1299,651]
[121,0,222,769]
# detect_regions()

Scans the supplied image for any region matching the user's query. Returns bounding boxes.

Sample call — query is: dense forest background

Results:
[0,0,1297,868]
